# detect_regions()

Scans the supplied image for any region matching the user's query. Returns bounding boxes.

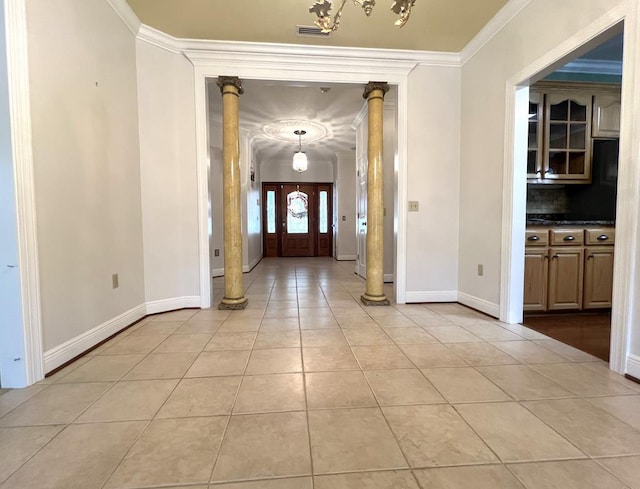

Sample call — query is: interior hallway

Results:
[1,258,639,489]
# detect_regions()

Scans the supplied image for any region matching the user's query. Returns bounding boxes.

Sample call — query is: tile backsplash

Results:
[527,186,569,215]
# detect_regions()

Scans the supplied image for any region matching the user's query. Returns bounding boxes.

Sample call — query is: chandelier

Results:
[292,130,308,173]
[309,0,416,33]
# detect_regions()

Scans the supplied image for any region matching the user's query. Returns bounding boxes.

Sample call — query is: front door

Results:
[262,183,333,258]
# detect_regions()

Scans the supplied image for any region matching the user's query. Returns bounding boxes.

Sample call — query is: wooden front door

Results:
[262,183,333,258]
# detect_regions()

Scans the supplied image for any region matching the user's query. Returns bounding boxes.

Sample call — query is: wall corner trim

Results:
[105,0,142,36]
[457,292,500,319]
[460,0,532,65]
[43,304,147,373]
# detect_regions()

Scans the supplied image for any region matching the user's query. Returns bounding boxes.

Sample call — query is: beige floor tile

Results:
[343,327,392,346]
[507,460,627,489]
[227,309,266,320]
[399,344,467,368]
[383,404,498,467]
[308,407,407,473]
[530,363,637,396]
[445,342,520,366]
[299,316,340,330]
[245,348,302,374]
[56,354,144,383]
[306,371,376,409]
[0,382,111,426]
[533,339,601,362]
[582,362,640,393]
[155,376,241,418]
[351,345,413,369]
[587,395,640,431]
[302,346,359,371]
[455,402,584,462]
[458,323,524,341]
[476,365,574,400]
[422,367,511,403]
[174,320,224,334]
[129,320,183,336]
[186,351,250,377]
[149,309,197,321]
[373,317,419,329]
[264,308,299,319]
[234,373,306,414]
[336,316,378,328]
[123,352,198,380]
[190,309,231,321]
[597,456,640,489]
[523,398,640,457]
[260,318,300,330]
[301,329,347,347]
[106,417,227,488]
[490,341,567,364]
[499,323,549,340]
[154,333,212,353]
[384,327,438,344]
[414,465,526,489]
[254,330,301,349]
[411,316,457,328]
[212,412,311,481]
[77,379,177,422]
[2,421,146,489]
[218,319,262,333]
[0,425,63,483]
[364,369,444,405]
[205,332,257,351]
[423,326,482,343]
[214,478,313,489]
[315,470,419,489]
[102,334,169,355]
[0,385,46,418]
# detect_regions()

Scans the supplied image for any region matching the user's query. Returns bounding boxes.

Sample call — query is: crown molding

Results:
[137,24,182,55]
[105,0,141,36]
[460,0,532,65]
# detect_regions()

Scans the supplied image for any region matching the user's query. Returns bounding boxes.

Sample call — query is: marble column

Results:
[361,82,390,306]
[217,76,248,310]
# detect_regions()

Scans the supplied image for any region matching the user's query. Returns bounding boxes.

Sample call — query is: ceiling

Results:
[126,0,509,52]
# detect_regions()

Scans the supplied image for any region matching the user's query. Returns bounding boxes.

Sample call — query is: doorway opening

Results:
[262,182,333,257]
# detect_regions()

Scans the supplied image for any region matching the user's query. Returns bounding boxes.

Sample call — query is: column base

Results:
[218,297,248,310]
[360,294,390,306]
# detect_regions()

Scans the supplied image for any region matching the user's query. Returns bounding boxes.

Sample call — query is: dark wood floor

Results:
[523,312,611,362]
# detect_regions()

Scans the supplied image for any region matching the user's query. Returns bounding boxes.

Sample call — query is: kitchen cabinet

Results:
[524,226,614,312]
[593,90,621,138]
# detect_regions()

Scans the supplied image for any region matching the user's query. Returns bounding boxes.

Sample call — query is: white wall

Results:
[260,157,334,183]
[245,138,262,270]
[335,151,357,260]
[26,0,145,362]
[404,65,461,301]
[136,39,199,307]
[0,3,27,387]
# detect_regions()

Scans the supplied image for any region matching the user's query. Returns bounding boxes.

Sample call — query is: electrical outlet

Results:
[112,273,119,289]
[342,216,346,221]
[408,201,419,212]
[477,264,484,276]
[214,249,220,257]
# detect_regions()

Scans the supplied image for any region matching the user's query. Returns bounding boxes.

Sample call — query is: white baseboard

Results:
[211,268,224,278]
[626,354,640,379]
[384,273,395,283]
[146,296,200,315]
[43,303,146,373]
[243,255,262,273]
[337,254,357,261]
[404,291,458,303]
[457,292,500,319]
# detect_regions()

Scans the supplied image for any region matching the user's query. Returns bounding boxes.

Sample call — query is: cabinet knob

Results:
[544,255,549,260]
[597,235,609,241]
[588,254,594,259]
[563,235,576,241]
[552,255,559,259]
[527,236,540,242]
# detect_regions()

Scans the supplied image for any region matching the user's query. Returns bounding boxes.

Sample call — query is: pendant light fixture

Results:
[292,129,308,173]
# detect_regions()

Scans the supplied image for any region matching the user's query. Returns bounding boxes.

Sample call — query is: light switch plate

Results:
[408,201,419,212]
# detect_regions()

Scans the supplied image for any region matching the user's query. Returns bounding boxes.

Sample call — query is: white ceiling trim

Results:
[460,0,532,65]
[105,0,141,36]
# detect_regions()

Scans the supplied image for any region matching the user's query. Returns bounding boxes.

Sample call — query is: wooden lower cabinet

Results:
[547,247,584,310]
[524,248,548,311]
[583,246,614,309]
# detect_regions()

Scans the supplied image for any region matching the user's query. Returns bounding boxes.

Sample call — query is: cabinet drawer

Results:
[525,229,549,246]
[550,229,584,246]
[585,228,615,245]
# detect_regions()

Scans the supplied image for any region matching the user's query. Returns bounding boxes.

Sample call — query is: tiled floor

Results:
[1,257,640,489]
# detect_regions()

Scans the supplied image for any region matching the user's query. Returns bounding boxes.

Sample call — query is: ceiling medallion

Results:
[262,120,328,144]
[309,0,416,33]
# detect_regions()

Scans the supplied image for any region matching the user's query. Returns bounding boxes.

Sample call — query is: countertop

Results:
[526,219,615,226]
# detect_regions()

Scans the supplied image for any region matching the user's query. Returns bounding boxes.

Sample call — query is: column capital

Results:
[363,81,389,100]
[216,76,244,95]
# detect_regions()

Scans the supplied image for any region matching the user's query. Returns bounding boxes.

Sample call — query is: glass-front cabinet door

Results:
[526,90,544,179]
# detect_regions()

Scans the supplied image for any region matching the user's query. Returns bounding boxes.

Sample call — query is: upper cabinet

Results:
[527,83,621,184]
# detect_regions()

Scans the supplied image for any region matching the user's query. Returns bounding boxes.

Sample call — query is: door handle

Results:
[362,222,367,226]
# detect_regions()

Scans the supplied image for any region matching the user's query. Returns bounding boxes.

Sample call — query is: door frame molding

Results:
[500,5,638,374]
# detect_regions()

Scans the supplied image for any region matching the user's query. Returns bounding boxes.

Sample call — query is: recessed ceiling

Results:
[126,0,509,52]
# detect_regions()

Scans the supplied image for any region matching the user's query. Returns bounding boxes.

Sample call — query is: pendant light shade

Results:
[292,130,308,173]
